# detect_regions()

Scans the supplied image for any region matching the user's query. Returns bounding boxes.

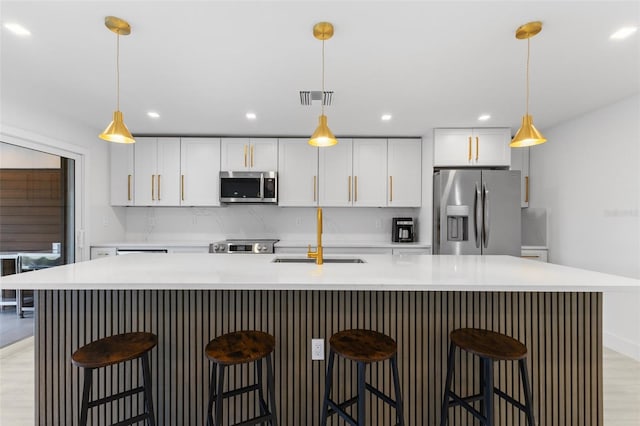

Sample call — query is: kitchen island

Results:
[1,254,637,425]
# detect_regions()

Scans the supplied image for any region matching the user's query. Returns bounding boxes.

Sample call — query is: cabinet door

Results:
[250,138,278,171]
[133,137,158,206]
[352,139,387,207]
[433,128,474,167]
[220,138,250,170]
[181,138,220,206]
[155,138,181,206]
[110,144,134,206]
[278,139,318,207]
[388,138,422,207]
[510,146,530,208]
[474,128,511,167]
[319,139,353,206]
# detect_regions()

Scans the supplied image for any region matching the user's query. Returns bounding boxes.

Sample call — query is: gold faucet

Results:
[307,207,324,265]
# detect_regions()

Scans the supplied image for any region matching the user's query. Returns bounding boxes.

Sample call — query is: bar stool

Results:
[71,332,157,426]
[205,330,278,426]
[320,329,404,426]
[440,328,535,426]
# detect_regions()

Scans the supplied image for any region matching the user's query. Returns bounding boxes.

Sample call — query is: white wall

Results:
[530,94,640,360]
[0,143,60,168]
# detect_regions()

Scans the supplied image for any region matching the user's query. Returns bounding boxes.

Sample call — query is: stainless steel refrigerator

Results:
[433,169,521,255]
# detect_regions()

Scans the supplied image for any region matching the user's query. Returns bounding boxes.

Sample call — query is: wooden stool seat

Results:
[72,332,158,369]
[329,329,397,363]
[450,328,527,360]
[205,330,275,365]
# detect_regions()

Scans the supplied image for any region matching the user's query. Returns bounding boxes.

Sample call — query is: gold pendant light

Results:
[309,22,337,147]
[99,16,135,144]
[511,21,546,148]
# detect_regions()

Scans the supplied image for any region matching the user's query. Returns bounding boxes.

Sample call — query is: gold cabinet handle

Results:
[244,144,248,168]
[127,174,132,201]
[475,136,479,161]
[250,145,254,168]
[313,175,317,202]
[525,176,529,203]
[348,176,352,202]
[151,175,155,201]
[468,136,472,162]
[390,176,393,202]
[181,175,185,201]
[354,176,358,202]
[157,174,161,200]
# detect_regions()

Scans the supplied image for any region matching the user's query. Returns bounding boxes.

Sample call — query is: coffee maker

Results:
[392,217,415,243]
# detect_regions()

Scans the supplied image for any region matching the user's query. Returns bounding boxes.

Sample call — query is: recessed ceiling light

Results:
[478,114,491,121]
[246,112,257,120]
[147,111,160,119]
[4,22,31,36]
[381,114,392,121]
[610,26,638,40]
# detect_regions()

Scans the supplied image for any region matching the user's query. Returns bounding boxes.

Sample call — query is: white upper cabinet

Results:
[319,139,353,206]
[180,138,220,206]
[511,146,530,208]
[387,138,422,207]
[318,139,388,207]
[110,144,134,206]
[278,139,318,207]
[220,138,278,171]
[352,139,388,207]
[434,128,511,167]
[134,137,181,206]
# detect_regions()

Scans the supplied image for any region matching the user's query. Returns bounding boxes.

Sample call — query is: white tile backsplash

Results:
[123,206,421,243]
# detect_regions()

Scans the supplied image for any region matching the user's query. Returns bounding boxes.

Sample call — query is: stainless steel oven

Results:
[219,171,277,204]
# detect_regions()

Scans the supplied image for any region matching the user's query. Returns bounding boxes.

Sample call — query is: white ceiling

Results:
[1,1,639,139]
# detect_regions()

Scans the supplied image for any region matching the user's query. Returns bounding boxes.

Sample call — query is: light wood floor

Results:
[0,337,638,425]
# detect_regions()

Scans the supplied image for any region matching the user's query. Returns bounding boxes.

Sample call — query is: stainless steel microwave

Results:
[219,171,278,204]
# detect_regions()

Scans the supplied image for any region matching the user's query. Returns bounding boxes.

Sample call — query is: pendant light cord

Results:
[525,37,530,116]
[116,32,120,111]
[321,39,325,116]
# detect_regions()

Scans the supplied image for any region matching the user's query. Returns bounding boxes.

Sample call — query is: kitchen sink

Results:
[272,257,366,264]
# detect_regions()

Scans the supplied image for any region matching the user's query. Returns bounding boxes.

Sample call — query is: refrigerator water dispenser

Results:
[446,205,469,241]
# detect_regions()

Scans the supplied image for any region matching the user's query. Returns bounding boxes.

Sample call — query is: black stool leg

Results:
[256,358,268,420]
[482,357,494,426]
[390,355,405,426]
[207,363,217,426]
[357,361,366,426]
[215,364,226,426]
[440,342,456,426]
[320,350,335,426]
[479,357,486,418]
[519,359,536,426]
[141,353,156,426]
[265,354,278,426]
[79,368,93,426]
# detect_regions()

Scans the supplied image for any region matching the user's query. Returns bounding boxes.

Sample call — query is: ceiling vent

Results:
[299,90,333,106]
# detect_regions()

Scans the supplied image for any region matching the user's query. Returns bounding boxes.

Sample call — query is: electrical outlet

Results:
[311,338,324,360]
[375,219,382,229]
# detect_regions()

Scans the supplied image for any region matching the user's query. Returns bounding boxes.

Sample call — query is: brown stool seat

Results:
[329,329,397,363]
[206,330,275,365]
[450,328,527,361]
[71,332,158,369]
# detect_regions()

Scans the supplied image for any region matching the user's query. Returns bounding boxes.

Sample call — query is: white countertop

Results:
[0,254,636,292]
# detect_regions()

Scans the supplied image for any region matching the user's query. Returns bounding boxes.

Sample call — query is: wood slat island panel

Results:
[35,290,602,425]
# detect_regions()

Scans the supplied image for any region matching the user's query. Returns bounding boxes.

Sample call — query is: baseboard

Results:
[604,330,640,361]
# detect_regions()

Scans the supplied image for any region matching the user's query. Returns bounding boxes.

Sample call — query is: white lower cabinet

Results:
[278,139,318,206]
[180,138,220,206]
[521,248,548,262]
